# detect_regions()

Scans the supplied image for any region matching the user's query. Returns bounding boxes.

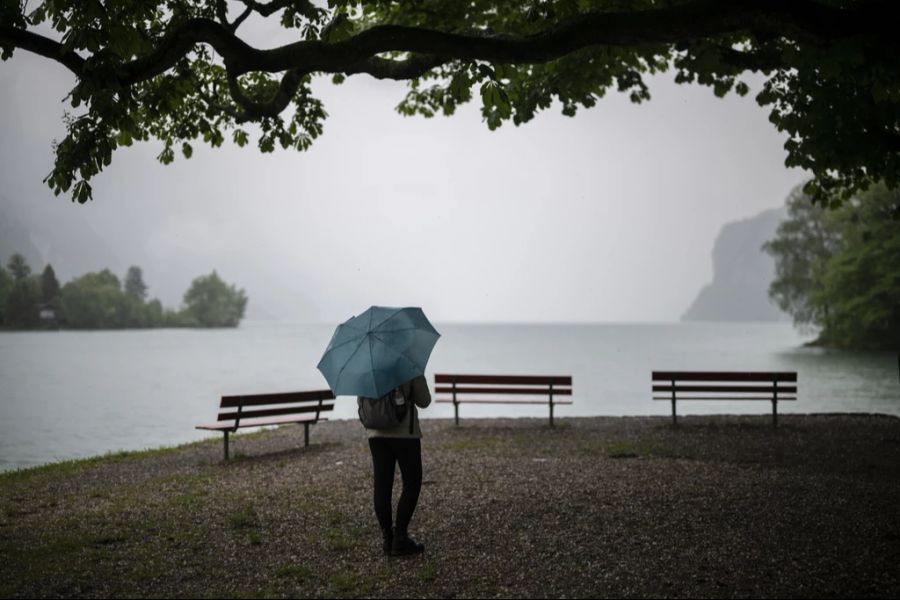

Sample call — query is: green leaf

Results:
[157,146,174,165]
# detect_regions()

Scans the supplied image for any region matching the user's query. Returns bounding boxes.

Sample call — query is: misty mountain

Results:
[0,200,43,269]
[0,194,120,282]
[682,206,790,322]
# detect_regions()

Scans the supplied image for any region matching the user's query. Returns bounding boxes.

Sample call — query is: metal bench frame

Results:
[435,374,573,426]
[196,389,335,459]
[652,371,798,426]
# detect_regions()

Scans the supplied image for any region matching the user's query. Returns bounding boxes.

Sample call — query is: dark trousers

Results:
[368,437,422,535]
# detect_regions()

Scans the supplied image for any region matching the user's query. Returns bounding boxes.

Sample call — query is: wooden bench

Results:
[652,371,797,426]
[196,389,335,460]
[435,374,573,426]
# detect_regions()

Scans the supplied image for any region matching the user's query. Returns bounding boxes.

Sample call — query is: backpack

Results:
[358,384,415,433]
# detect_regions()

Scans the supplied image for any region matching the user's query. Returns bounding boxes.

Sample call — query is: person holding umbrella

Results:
[317,306,440,557]
[363,373,432,556]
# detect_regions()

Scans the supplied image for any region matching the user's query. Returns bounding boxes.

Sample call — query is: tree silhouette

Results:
[0,265,12,325]
[124,266,148,301]
[7,254,31,281]
[182,270,247,327]
[4,254,39,328]
[40,264,61,305]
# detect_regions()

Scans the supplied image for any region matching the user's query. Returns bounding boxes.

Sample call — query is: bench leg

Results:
[454,402,459,426]
[772,399,778,427]
[304,422,310,447]
[549,402,554,428]
[223,430,230,461]
[671,399,678,426]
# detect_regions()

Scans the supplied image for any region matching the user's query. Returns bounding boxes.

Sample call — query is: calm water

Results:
[0,322,897,472]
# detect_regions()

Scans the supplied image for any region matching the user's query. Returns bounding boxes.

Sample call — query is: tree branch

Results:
[714,44,785,73]
[3,0,895,87]
[215,0,229,27]
[226,68,307,122]
[125,0,900,82]
[237,0,298,18]
[0,26,85,76]
[343,55,449,81]
[231,6,254,32]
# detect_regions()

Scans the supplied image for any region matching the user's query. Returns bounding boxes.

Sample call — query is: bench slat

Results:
[197,415,328,431]
[436,399,574,405]
[652,371,797,382]
[435,386,572,395]
[217,403,335,421]
[652,370,798,427]
[653,396,796,401]
[436,373,573,427]
[653,385,797,394]
[435,374,572,385]
[221,389,335,408]
[199,388,336,460]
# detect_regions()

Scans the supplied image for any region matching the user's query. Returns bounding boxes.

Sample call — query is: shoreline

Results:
[4,411,900,479]
[2,414,900,597]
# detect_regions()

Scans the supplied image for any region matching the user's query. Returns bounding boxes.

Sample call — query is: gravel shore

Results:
[2,414,900,598]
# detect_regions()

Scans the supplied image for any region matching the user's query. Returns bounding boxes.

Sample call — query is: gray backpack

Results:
[358,384,415,433]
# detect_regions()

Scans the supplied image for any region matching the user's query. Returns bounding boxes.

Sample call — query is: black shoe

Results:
[391,527,424,556]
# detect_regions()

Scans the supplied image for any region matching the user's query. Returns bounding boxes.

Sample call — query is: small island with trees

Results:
[0,254,247,330]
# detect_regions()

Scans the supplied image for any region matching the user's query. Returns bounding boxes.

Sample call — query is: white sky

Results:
[0,15,808,323]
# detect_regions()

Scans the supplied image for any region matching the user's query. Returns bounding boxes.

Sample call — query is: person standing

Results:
[362,373,431,556]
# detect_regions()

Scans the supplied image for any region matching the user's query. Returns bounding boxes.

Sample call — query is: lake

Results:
[1,321,897,472]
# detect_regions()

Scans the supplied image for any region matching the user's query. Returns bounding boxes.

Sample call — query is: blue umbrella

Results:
[317,306,441,398]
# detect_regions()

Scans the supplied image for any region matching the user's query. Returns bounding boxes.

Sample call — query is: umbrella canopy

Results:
[317,306,440,398]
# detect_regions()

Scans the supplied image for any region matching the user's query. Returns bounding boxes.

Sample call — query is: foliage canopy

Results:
[1,0,898,205]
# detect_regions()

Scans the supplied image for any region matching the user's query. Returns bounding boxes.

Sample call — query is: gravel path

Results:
[2,414,900,598]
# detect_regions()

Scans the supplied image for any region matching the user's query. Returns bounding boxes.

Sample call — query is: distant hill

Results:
[0,199,43,269]
[682,207,790,322]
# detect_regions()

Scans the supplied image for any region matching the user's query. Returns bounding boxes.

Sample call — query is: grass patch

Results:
[421,561,438,583]
[604,440,669,459]
[294,497,321,513]
[168,487,210,510]
[248,531,263,545]
[57,471,217,519]
[0,439,211,488]
[441,437,500,451]
[221,589,282,599]
[228,503,259,530]
[90,532,128,546]
[0,529,96,593]
[324,526,364,552]
[275,564,313,581]
[327,570,376,597]
[0,425,292,479]
[328,571,358,595]
[606,441,641,459]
